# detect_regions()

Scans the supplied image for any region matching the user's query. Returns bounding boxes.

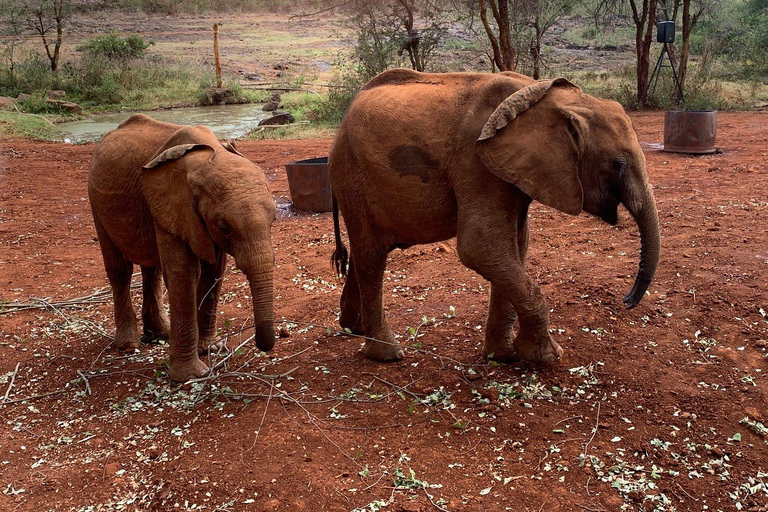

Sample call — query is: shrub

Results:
[0,55,58,98]
[78,33,154,61]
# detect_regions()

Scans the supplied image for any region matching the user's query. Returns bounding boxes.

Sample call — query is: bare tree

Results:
[591,0,657,106]
[340,0,448,77]
[0,1,25,71]
[478,0,516,71]
[27,0,67,72]
[518,0,575,79]
[660,0,716,90]
[0,0,72,72]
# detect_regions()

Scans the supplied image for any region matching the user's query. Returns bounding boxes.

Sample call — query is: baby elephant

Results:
[330,69,660,364]
[88,114,276,382]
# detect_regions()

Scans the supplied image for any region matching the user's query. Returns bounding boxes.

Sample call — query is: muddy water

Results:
[51,103,269,143]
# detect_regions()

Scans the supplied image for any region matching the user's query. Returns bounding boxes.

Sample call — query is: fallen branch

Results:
[3,362,21,402]
[0,389,67,408]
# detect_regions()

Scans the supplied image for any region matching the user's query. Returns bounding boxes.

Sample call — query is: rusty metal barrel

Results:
[663,110,718,154]
[284,157,333,212]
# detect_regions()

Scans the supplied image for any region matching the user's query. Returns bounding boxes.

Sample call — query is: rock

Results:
[262,92,283,112]
[258,112,295,126]
[46,99,83,113]
[60,101,83,114]
[16,93,31,102]
[210,87,235,105]
[272,61,289,70]
[46,89,66,100]
[0,96,16,110]
[244,72,264,81]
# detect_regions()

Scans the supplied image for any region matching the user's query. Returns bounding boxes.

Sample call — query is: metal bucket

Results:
[284,157,332,212]
[663,110,717,154]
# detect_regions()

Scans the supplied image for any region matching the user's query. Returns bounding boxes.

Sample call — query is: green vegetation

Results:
[0,110,55,138]
[0,33,254,118]
[1,1,767,141]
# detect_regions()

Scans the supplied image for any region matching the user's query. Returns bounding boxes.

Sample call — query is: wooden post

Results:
[213,23,222,89]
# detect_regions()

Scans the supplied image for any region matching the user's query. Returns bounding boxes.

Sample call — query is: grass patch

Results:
[0,110,55,139]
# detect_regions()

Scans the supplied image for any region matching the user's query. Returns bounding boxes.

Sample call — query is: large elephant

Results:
[329,69,660,364]
[88,114,276,382]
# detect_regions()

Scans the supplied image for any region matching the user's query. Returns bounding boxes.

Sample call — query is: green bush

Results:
[304,67,363,126]
[0,55,58,98]
[78,33,154,61]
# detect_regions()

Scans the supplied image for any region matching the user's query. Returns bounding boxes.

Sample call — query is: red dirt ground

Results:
[0,112,766,512]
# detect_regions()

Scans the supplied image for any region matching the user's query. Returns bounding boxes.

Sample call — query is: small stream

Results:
[51,103,270,144]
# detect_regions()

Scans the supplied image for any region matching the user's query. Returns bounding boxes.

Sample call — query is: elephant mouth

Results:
[599,204,619,225]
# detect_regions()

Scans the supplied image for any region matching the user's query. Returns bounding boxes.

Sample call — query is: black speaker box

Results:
[657,21,675,43]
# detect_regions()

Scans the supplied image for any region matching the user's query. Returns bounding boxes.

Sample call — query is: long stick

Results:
[3,362,21,402]
[213,23,222,89]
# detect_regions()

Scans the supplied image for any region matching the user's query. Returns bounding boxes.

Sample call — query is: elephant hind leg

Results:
[347,239,403,361]
[339,256,363,334]
[94,218,140,351]
[141,265,170,342]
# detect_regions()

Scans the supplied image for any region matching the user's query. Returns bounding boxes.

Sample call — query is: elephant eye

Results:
[217,221,232,237]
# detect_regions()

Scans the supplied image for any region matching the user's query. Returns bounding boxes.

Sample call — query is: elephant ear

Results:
[222,139,246,158]
[141,139,217,264]
[476,77,585,216]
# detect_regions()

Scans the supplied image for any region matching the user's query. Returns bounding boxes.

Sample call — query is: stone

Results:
[46,89,66,100]
[262,101,282,111]
[47,99,83,114]
[16,93,31,102]
[210,87,235,105]
[258,112,295,126]
[262,93,283,112]
[243,72,264,81]
[0,96,16,110]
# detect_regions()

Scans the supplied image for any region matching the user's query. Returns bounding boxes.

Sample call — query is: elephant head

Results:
[476,78,660,308]
[141,126,277,351]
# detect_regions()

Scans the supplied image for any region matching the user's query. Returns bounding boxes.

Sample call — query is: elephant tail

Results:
[331,195,348,277]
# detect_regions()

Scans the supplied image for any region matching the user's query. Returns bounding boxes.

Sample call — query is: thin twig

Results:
[0,389,67,407]
[241,380,274,457]
[76,370,92,396]
[3,362,21,402]
[582,402,601,460]
[574,504,606,512]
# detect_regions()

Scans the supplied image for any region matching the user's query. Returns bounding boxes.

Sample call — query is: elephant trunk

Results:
[237,242,275,352]
[622,181,660,308]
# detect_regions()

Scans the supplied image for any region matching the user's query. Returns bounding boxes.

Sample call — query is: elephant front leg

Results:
[197,252,227,354]
[457,197,561,364]
[141,265,170,342]
[508,288,562,363]
[484,272,561,363]
[156,227,209,382]
[482,285,518,361]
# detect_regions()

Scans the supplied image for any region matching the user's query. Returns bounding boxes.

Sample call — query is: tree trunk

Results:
[678,0,704,92]
[478,0,515,71]
[630,0,657,106]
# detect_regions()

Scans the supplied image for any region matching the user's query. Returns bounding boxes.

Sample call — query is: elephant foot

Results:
[512,332,563,363]
[339,309,364,335]
[198,336,226,355]
[142,318,170,342]
[363,330,404,361]
[483,342,519,363]
[169,357,209,383]
[114,329,141,352]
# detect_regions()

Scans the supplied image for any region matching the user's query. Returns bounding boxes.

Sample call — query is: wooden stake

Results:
[213,23,222,89]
